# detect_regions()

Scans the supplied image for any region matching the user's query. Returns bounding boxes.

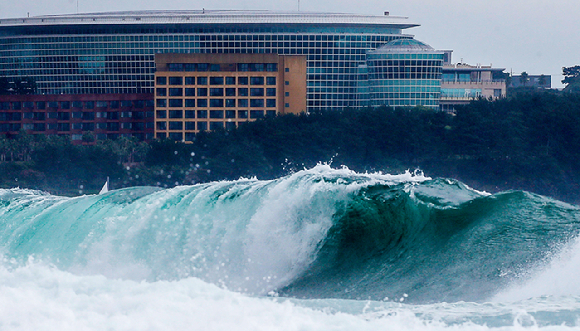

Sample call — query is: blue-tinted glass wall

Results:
[366,53,443,108]
[0,24,409,111]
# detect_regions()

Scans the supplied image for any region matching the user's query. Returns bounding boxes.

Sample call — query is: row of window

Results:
[155,109,276,120]
[156,98,277,109]
[157,87,277,97]
[0,111,153,120]
[370,92,441,100]
[0,121,152,132]
[156,76,277,86]
[2,33,398,44]
[440,88,483,98]
[167,63,278,72]
[0,100,152,110]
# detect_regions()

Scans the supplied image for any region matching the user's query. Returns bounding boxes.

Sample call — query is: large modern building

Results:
[0,10,506,141]
[0,10,419,111]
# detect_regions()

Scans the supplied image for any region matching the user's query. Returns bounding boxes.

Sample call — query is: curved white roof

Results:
[0,10,419,29]
[370,38,441,54]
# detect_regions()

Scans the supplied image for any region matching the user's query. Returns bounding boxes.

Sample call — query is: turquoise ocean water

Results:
[1,165,580,330]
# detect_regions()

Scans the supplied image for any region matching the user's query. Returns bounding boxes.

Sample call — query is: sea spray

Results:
[2,165,580,329]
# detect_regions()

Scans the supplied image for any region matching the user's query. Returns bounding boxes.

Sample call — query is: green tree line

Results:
[2,91,580,203]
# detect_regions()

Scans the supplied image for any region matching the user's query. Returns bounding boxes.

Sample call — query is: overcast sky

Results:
[2,0,578,87]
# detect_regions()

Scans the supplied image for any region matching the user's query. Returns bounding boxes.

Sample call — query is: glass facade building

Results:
[0,10,419,111]
[365,39,443,108]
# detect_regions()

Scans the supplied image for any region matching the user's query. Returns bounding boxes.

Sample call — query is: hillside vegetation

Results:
[2,92,580,203]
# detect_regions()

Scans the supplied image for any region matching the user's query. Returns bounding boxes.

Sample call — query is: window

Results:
[156,110,167,118]
[169,110,183,118]
[266,77,276,85]
[226,110,236,118]
[238,99,248,107]
[238,77,248,85]
[185,122,196,130]
[61,101,71,109]
[169,77,183,85]
[210,77,224,85]
[285,81,289,85]
[266,110,276,117]
[156,121,167,130]
[197,88,208,96]
[225,88,236,96]
[250,110,264,118]
[225,99,235,108]
[185,99,195,107]
[185,110,195,118]
[238,88,248,96]
[266,63,278,72]
[185,77,195,85]
[156,76,167,85]
[210,88,224,96]
[285,68,289,72]
[197,110,208,118]
[210,110,224,119]
[250,88,264,96]
[185,88,195,96]
[238,110,248,119]
[266,88,276,96]
[169,132,183,141]
[225,77,235,85]
[210,99,224,107]
[169,99,183,107]
[250,77,264,85]
[85,101,94,109]
[96,101,107,108]
[197,63,209,72]
[156,99,167,107]
[169,122,183,130]
[169,88,183,96]
[250,99,264,108]
[197,77,207,85]
[266,99,276,107]
[197,99,208,107]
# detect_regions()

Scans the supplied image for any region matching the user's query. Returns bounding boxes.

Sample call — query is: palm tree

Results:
[520,72,529,87]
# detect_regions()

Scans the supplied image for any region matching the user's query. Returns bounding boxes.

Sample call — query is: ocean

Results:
[1,164,580,330]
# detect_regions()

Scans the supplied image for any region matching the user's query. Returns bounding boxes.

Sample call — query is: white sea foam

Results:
[2,262,580,331]
[494,235,580,302]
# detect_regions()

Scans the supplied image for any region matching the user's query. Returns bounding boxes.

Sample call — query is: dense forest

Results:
[2,91,580,203]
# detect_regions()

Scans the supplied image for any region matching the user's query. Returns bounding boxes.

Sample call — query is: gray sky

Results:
[2,0,578,87]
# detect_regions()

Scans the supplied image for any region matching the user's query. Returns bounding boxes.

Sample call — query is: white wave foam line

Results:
[4,262,571,331]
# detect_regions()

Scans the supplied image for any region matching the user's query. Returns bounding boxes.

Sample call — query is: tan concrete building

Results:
[154,53,306,141]
[440,63,506,113]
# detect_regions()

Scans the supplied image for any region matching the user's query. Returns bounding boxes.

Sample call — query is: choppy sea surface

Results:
[2,165,580,330]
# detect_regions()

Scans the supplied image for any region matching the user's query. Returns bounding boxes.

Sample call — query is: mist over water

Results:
[1,165,580,330]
